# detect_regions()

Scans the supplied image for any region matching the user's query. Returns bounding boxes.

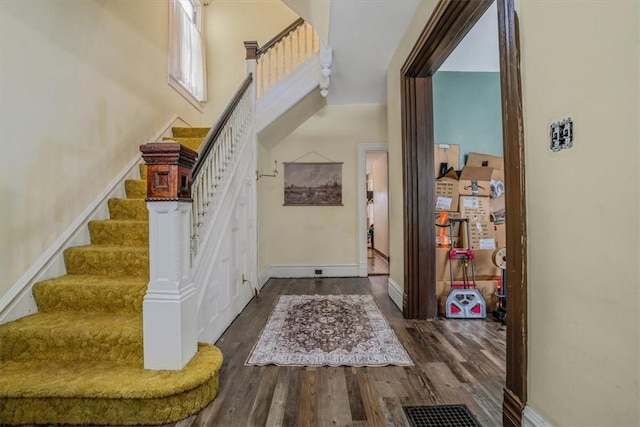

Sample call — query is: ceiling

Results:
[439,2,499,72]
[322,1,499,105]
[326,0,421,105]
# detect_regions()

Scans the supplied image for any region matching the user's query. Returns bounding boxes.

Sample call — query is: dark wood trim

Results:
[402,75,437,319]
[402,1,493,77]
[244,41,259,60]
[257,18,305,58]
[139,142,198,202]
[497,0,528,423]
[192,74,253,179]
[401,0,527,424]
[503,387,524,427]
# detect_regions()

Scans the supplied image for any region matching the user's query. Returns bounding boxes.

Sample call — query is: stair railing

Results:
[190,74,254,257]
[138,18,324,371]
[251,18,320,98]
[139,73,256,370]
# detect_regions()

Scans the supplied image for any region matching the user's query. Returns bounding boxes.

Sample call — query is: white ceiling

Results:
[326,0,421,105]
[322,0,498,105]
[439,2,499,72]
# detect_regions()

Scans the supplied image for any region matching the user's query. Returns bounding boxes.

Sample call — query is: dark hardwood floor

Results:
[175,276,506,427]
[23,277,504,427]
[367,249,389,276]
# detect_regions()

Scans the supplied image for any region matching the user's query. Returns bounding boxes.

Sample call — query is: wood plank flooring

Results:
[176,276,506,426]
[367,250,389,276]
[23,277,505,427]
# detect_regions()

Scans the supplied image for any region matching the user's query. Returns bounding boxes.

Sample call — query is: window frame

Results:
[167,0,207,112]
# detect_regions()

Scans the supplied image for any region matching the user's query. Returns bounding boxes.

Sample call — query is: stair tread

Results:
[34,275,147,313]
[65,244,148,251]
[171,127,210,138]
[162,137,203,151]
[0,311,141,337]
[0,343,222,399]
[37,274,148,285]
[88,219,149,246]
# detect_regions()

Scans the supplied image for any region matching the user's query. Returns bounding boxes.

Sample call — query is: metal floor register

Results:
[403,404,482,427]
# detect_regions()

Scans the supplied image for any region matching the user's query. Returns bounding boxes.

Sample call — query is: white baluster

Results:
[296,28,301,67]
[282,38,287,77]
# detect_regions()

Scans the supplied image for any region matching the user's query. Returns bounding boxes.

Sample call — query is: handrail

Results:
[192,73,253,179]
[249,19,320,99]
[257,18,305,57]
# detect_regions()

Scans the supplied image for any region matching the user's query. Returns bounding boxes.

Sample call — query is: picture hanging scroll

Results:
[283,162,343,206]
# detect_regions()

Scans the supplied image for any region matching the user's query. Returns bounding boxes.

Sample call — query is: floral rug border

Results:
[245,294,413,367]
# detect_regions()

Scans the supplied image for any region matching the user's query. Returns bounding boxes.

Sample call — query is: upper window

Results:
[168,0,206,108]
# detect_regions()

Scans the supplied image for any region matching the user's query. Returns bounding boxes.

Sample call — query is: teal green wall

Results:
[433,71,503,167]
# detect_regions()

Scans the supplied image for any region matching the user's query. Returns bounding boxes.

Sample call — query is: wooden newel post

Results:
[140,142,197,201]
[139,142,199,370]
[244,41,259,60]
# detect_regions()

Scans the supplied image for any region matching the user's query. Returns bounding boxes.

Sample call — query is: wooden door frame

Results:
[400,1,527,426]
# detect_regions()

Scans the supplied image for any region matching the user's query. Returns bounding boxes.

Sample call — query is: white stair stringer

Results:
[191,124,258,344]
[256,52,323,134]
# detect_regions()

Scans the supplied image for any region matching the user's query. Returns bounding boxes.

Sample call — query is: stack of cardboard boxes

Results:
[434,145,507,315]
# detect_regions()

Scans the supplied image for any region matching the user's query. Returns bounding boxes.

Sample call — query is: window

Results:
[168,0,206,108]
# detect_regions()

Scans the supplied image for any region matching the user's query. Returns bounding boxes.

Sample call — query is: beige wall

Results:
[0,0,204,298]
[519,1,639,425]
[386,0,438,289]
[0,0,296,301]
[258,104,387,271]
[387,0,639,425]
[282,0,330,43]
[372,153,389,257]
[204,0,298,122]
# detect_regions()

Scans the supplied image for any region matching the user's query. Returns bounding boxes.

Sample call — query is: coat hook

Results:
[256,161,278,180]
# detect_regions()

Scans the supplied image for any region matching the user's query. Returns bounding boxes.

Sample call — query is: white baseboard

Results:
[0,115,186,324]
[387,277,403,311]
[523,406,553,427]
[358,262,368,277]
[258,267,271,289]
[267,264,359,279]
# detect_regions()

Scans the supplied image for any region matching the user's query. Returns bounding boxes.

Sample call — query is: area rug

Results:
[246,294,413,367]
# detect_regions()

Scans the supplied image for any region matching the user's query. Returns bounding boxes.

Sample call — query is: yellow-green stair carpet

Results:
[0,127,222,425]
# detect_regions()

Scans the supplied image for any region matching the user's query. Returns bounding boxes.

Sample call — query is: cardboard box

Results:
[436,235,460,248]
[459,166,493,197]
[495,223,506,248]
[466,152,504,170]
[436,280,500,314]
[435,177,459,212]
[490,197,505,216]
[434,144,460,177]
[435,248,501,282]
[461,220,497,250]
[474,250,502,279]
[459,196,491,222]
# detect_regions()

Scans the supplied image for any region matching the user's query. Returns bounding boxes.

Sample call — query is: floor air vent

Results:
[403,404,481,427]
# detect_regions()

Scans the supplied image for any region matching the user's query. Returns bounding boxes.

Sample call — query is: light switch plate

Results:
[550,118,573,152]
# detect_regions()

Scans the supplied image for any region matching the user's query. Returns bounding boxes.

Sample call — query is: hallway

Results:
[368,249,389,276]
[176,276,506,426]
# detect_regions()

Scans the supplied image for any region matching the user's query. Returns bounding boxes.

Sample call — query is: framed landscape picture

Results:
[283,162,343,206]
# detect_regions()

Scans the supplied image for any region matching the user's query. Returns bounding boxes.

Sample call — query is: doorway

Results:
[357,142,388,278]
[400,1,526,426]
[365,151,389,276]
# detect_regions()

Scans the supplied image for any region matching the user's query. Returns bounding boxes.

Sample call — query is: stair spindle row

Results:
[191,86,253,257]
[256,21,320,98]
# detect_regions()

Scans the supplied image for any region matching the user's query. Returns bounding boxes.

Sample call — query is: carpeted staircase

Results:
[0,128,222,425]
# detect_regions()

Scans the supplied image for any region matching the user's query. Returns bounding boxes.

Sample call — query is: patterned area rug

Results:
[246,294,413,367]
